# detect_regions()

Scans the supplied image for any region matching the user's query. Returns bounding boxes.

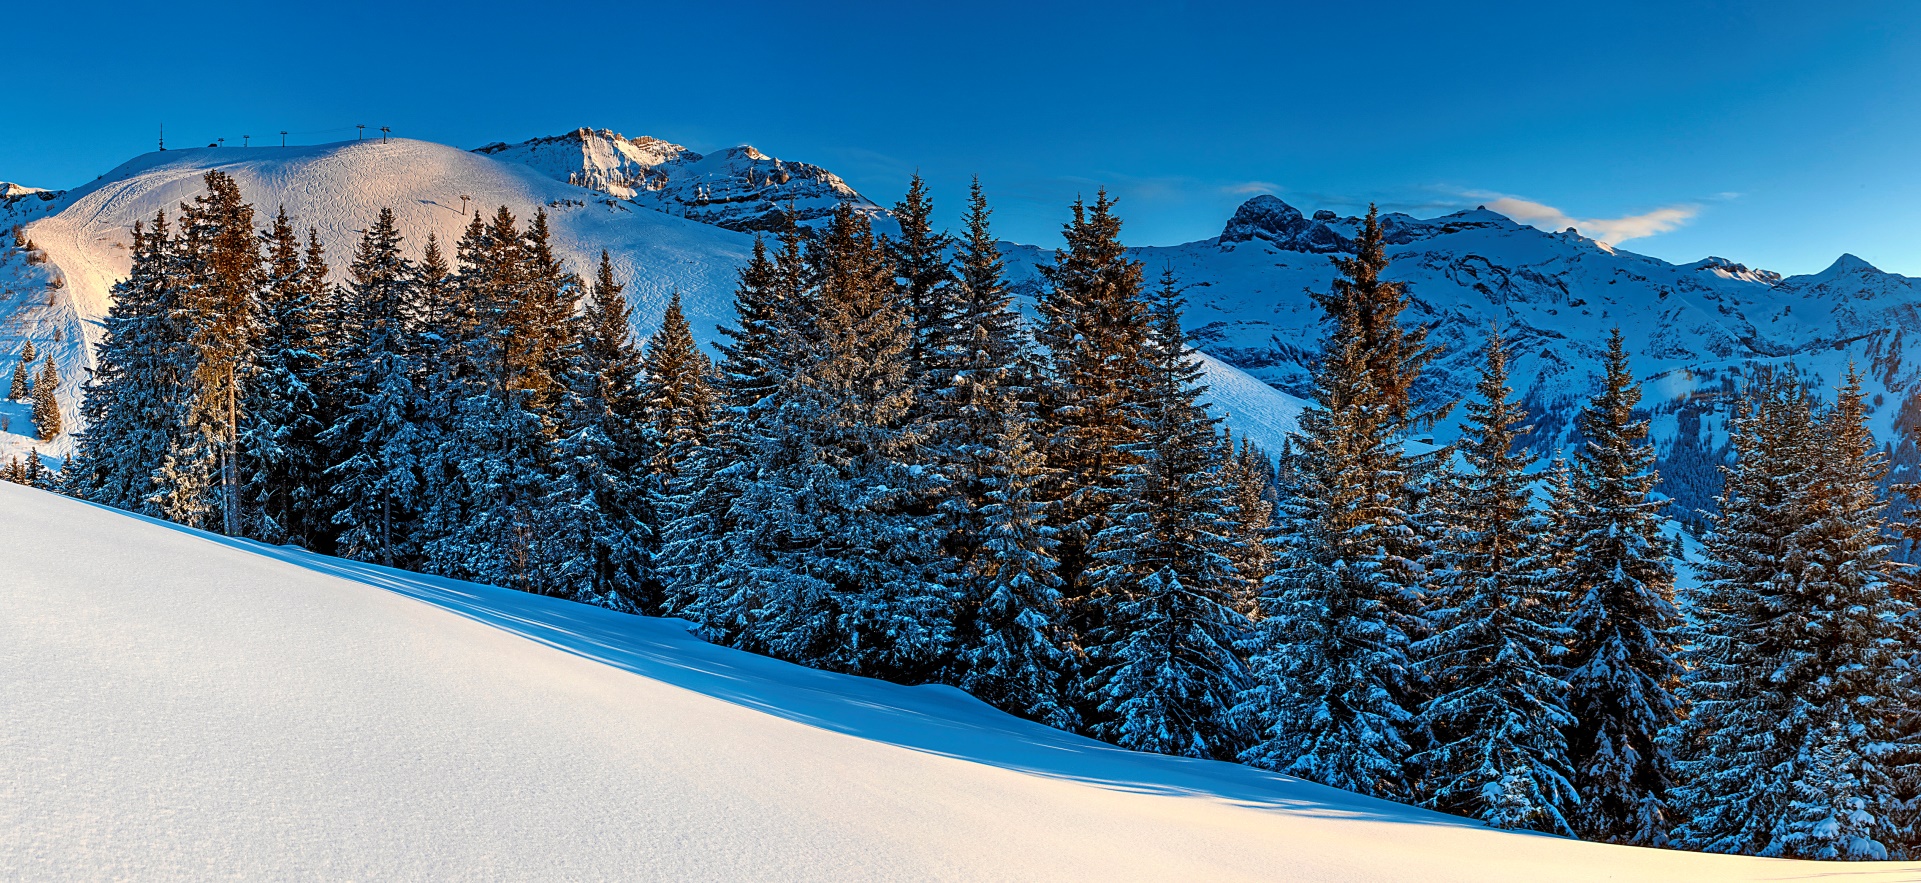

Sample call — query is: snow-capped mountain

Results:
[2,481,1887,880]
[1,182,48,200]
[0,136,1297,463]
[1000,193,1921,518]
[474,127,886,233]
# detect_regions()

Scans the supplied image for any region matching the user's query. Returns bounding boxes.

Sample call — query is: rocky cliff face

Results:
[475,127,886,233]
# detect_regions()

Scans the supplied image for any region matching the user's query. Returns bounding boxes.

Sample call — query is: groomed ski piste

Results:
[2,482,1912,881]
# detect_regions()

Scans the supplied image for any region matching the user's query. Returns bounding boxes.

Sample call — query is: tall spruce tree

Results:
[1082,270,1249,759]
[637,289,717,610]
[177,171,265,535]
[1033,190,1153,664]
[320,208,424,568]
[1236,206,1436,801]
[238,207,328,545]
[71,212,198,515]
[542,250,650,610]
[891,173,959,394]
[31,357,60,441]
[427,207,560,592]
[9,348,29,400]
[1559,328,1681,846]
[938,179,1077,729]
[1672,367,1908,859]
[734,204,948,680]
[1411,327,1575,834]
[1220,434,1276,617]
[663,226,813,641]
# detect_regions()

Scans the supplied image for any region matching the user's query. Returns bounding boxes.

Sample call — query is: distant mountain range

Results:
[7,126,1921,521]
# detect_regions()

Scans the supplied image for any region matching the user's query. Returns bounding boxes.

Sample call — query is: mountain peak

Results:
[476,127,881,233]
[1218,195,1353,252]
[1825,252,1879,275]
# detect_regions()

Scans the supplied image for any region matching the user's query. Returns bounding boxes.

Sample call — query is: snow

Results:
[1,482,1905,880]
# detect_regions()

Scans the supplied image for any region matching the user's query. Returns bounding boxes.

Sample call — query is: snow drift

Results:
[1,483,1909,881]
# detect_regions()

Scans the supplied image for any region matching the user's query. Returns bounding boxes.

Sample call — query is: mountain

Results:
[1001,194,1921,517]
[0,137,1300,463]
[0,481,1889,881]
[474,127,887,233]
[0,182,50,200]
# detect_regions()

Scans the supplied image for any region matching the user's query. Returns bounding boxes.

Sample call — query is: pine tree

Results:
[9,350,29,400]
[237,207,329,545]
[1411,327,1575,834]
[639,290,715,492]
[177,170,265,536]
[23,449,44,488]
[32,357,60,441]
[425,207,560,593]
[662,227,812,639]
[1219,435,1276,617]
[938,179,1076,729]
[70,212,198,515]
[736,204,948,680]
[1673,367,1907,858]
[1560,328,1681,846]
[320,208,424,568]
[891,173,959,394]
[1237,206,1436,801]
[542,249,650,610]
[1033,190,1154,670]
[637,289,718,609]
[1082,270,1249,758]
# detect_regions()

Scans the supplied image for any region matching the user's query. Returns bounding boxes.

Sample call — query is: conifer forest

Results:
[16,166,1921,863]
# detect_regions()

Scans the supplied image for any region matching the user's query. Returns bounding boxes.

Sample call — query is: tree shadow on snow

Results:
[105,500,1498,833]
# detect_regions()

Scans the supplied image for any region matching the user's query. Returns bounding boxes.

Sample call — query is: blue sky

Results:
[7,1,1921,275]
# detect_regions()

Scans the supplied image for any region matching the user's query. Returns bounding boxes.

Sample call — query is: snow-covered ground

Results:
[0,482,1906,881]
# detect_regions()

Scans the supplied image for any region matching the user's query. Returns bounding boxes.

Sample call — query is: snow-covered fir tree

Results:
[320,208,425,568]
[661,229,811,643]
[1032,190,1154,692]
[1237,206,1437,801]
[733,204,949,681]
[938,179,1077,730]
[425,207,563,593]
[1219,433,1276,617]
[1559,328,1681,847]
[636,289,716,610]
[1082,270,1250,759]
[1672,367,1908,859]
[9,346,30,400]
[1411,327,1576,835]
[71,211,198,516]
[540,249,649,611]
[31,357,60,441]
[890,173,960,397]
[177,171,265,535]
[237,208,329,545]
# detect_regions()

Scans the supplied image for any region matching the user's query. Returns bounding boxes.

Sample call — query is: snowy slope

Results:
[9,138,1297,460]
[1,482,1906,881]
[476,127,887,233]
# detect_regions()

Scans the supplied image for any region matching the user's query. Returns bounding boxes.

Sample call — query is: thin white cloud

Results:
[1223,180,1281,196]
[1482,196,1697,245]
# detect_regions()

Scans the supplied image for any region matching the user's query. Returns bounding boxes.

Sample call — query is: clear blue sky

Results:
[7,1,1921,275]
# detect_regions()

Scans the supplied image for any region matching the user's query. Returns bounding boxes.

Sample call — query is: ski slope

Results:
[0,483,1906,881]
